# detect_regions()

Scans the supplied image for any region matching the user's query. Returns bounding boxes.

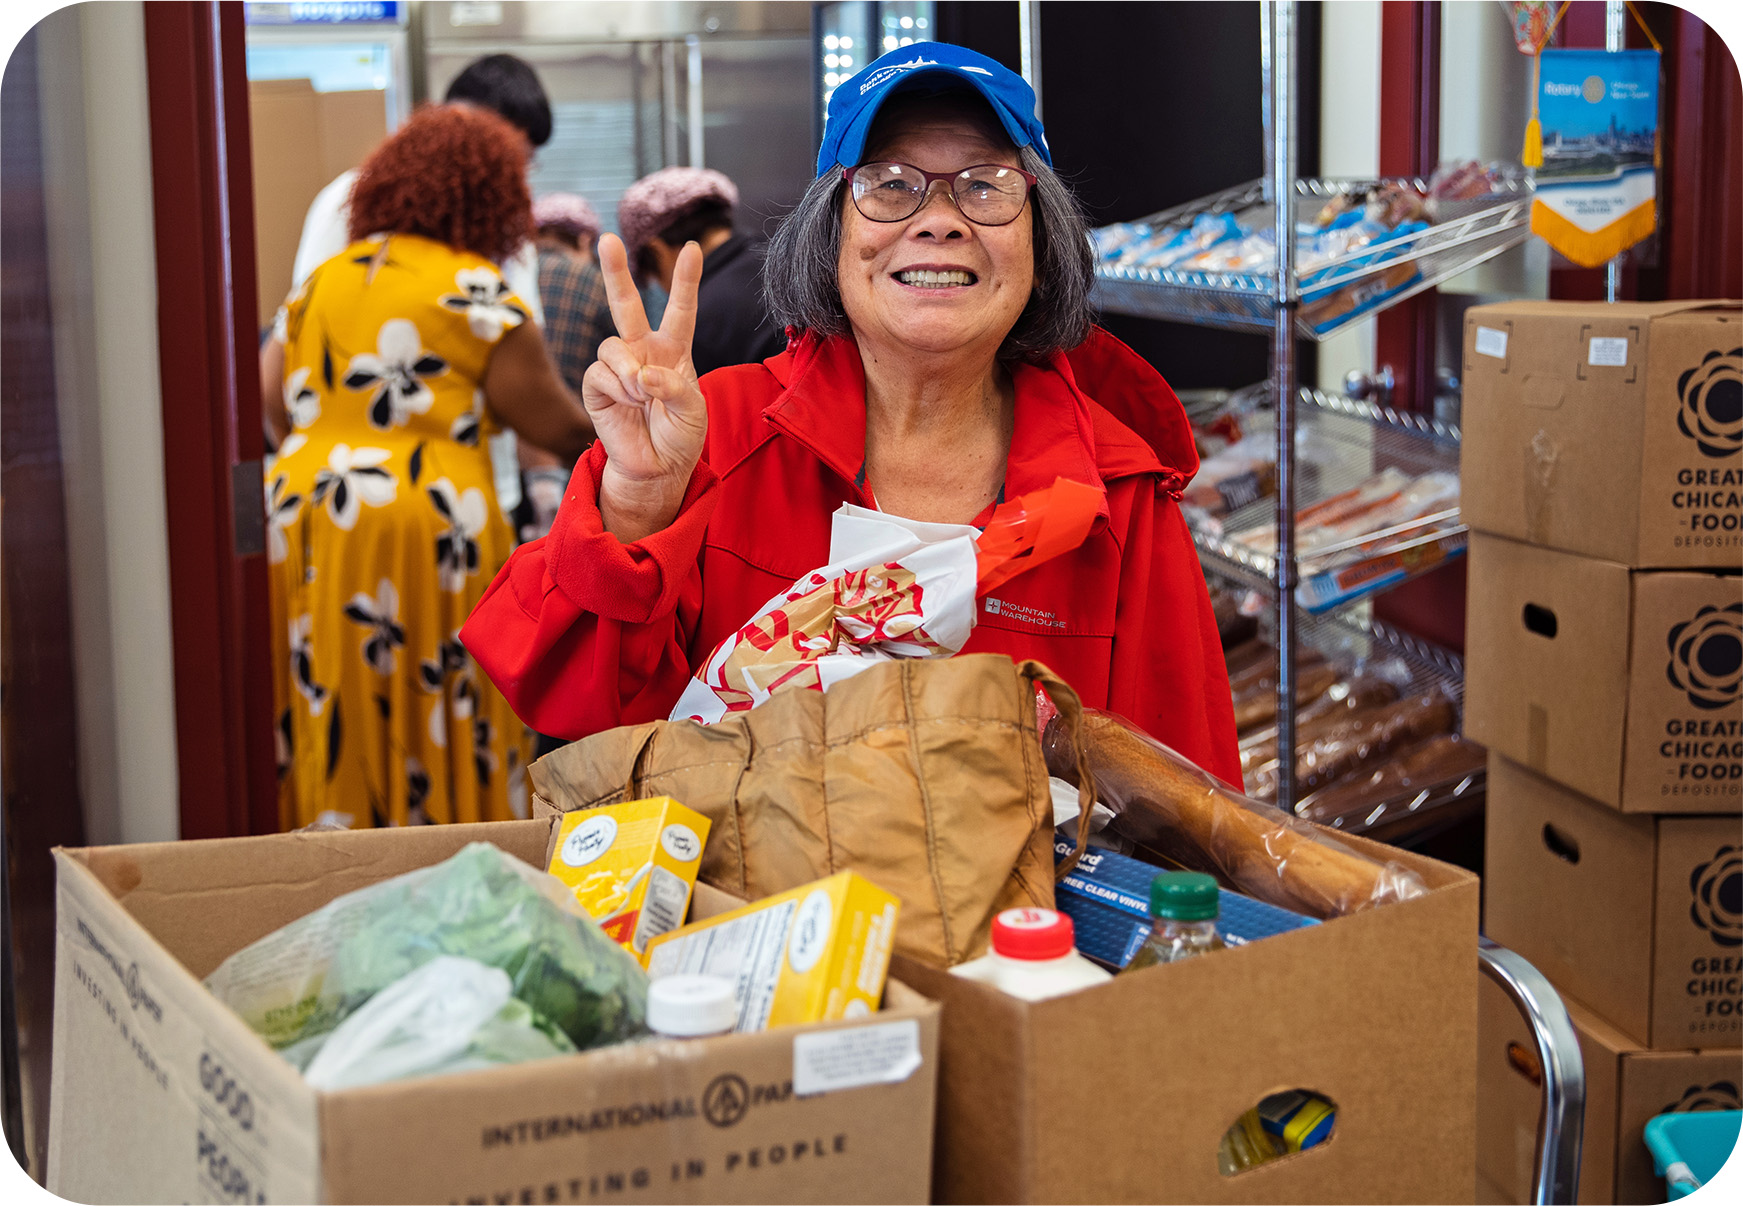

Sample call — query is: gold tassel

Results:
[1523,50,1544,169]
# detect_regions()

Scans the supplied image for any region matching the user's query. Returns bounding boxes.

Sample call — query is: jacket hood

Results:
[1061,326,1200,492]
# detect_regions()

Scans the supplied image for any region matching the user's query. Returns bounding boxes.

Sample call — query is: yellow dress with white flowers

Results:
[269,233,533,831]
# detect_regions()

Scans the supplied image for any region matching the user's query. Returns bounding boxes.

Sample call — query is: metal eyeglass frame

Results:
[841,161,1040,226]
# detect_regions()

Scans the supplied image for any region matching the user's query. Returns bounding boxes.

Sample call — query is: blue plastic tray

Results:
[1644,1110,1742,1200]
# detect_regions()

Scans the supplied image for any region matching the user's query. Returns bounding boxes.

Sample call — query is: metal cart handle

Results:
[1479,937,1586,1205]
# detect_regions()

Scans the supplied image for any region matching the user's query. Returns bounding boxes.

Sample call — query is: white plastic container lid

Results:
[647,974,739,1037]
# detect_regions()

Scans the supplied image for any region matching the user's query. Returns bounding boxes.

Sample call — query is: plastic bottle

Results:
[647,974,738,1038]
[1124,871,1226,972]
[949,908,1111,1001]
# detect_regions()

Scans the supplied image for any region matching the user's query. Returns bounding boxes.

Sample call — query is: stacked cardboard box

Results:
[1460,301,1743,1204]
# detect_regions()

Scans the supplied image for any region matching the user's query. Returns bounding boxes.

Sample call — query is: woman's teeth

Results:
[895,269,975,288]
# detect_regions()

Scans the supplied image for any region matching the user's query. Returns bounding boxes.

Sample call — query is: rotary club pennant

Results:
[1530,48,1661,268]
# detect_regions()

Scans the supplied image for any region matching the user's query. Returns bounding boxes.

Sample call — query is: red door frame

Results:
[142,2,278,839]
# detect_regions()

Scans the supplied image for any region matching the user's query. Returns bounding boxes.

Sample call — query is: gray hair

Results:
[763,145,1096,364]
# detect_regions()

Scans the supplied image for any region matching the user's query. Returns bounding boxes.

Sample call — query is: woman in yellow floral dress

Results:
[259,104,594,830]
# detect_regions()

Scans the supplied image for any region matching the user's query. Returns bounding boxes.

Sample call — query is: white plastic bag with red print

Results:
[669,478,1103,725]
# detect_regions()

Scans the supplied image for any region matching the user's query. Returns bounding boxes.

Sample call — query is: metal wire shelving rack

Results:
[1186,385,1467,618]
[1092,174,1533,340]
[1101,1,1509,813]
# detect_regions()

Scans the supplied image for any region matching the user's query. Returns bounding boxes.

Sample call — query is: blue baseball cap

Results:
[816,41,1051,178]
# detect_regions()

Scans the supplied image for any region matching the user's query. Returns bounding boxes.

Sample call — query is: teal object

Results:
[1645,1110,1742,1200]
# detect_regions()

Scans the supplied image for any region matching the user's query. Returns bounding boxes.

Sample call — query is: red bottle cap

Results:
[990,907,1075,961]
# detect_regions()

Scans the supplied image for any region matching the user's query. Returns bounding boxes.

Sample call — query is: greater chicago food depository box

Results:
[1461,300,1741,569]
[1464,531,1740,814]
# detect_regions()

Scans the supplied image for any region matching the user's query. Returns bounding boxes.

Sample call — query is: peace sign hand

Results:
[584,232,708,542]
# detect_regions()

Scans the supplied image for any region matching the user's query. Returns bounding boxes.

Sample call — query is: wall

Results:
[1316,0,1380,394]
[35,0,179,846]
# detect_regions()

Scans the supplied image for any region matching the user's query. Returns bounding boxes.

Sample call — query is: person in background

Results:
[289,54,554,321]
[534,191,602,266]
[463,42,1240,786]
[617,167,786,375]
[529,193,612,401]
[259,104,593,832]
[281,53,555,518]
[516,193,614,543]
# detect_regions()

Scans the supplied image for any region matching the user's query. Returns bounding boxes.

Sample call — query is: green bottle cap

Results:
[1149,871,1219,922]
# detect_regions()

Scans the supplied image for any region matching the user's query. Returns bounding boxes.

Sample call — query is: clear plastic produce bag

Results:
[205,842,648,1078]
[300,955,576,1090]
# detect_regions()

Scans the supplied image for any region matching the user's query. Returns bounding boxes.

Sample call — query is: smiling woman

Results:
[462,42,1243,787]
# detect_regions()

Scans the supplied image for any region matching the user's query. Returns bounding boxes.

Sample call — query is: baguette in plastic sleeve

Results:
[1042,709,1426,918]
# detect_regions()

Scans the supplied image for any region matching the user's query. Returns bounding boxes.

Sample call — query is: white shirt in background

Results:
[288,168,543,514]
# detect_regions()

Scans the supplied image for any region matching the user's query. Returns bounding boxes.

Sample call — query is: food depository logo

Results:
[1666,604,1742,710]
[1690,846,1743,948]
[1677,346,1743,458]
[1662,1081,1743,1116]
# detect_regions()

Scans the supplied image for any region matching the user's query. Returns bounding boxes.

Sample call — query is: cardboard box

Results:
[1461,300,1743,569]
[1483,754,1742,1051]
[893,834,1480,1203]
[1464,531,1742,813]
[248,79,388,326]
[1476,974,1743,1204]
[47,820,939,1204]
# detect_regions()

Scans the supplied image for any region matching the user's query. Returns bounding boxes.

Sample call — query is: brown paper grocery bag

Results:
[529,655,1095,967]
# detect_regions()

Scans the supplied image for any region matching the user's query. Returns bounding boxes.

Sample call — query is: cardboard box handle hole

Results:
[1217,1090,1337,1175]
[1506,1040,1544,1086]
[1522,603,1559,639]
[1541,823,1581,864]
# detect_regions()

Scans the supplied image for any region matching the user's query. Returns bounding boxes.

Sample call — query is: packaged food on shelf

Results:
[644,870,901,1033]
[1209,582,1262,649]
[1237,673,1405,782]
[1183,432,1278,518]
[1041,708,1428,919]
[203,842,650,1075]
[1245,690,1460,803]
[544,796,710,960]
[1231,653,1342,734]
[948,907,1111,1000]
[1294,732,1487,830]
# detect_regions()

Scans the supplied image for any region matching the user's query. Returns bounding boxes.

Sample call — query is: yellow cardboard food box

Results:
[545,797,710,961]
[644,871,900,1032]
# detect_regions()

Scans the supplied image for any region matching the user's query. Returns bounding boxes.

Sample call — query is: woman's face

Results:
[837,103,1034,364]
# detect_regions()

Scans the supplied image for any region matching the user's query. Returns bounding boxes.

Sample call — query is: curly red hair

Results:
[347,103,532,262]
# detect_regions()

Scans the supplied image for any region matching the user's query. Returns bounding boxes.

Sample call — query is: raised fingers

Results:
[597,233,652,344]
[656,241,705,349]
[584,337,650,410]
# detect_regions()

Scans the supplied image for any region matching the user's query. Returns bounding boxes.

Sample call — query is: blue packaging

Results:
[1053,836,1319,969]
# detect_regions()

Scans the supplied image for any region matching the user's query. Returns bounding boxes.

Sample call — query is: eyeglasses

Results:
[842,161,1039,227]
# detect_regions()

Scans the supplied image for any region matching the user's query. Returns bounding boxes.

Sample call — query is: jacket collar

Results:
[761,331,1167,524]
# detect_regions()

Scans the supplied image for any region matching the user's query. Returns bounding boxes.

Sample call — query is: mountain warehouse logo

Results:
[1662,1080,1743,1115]
[1689,846,1742,948]
[1666,603,1742,710]
[1676,346,1742,458]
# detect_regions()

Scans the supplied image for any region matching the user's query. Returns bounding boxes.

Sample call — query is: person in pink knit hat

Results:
[518,192,612,547]
[616,166,785,375]
[533,192,603,265]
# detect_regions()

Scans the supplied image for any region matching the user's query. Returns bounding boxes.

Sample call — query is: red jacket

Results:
[463,327,1241,785]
